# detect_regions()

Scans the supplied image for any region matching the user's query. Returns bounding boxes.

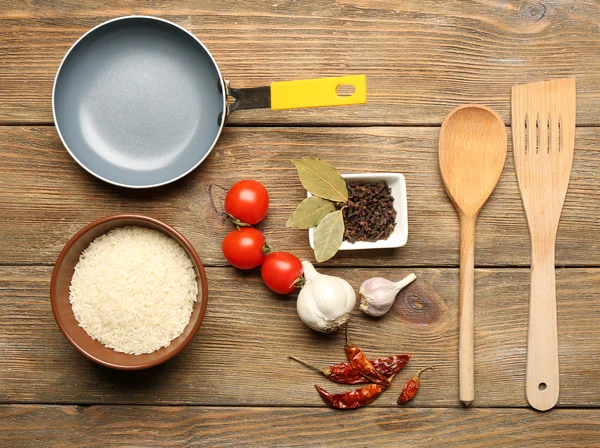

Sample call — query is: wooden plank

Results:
[1,1,600,125]
[1,265,598,407]
[0,126,598,267]
[1,405,599,447]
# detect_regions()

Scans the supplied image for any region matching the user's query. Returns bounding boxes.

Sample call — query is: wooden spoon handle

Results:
[459,214,476,405]
[527,242,560,411]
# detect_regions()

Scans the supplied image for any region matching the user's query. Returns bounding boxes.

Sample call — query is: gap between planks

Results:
[4,263,600,269]
[4,122,600,128]
[0,402,598,410]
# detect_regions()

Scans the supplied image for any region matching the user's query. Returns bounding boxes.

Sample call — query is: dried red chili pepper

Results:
[315,376,394,410]
[345,325,391,387]
[373,354,411,376]
[397,366,433,405]
[290,355,410,385]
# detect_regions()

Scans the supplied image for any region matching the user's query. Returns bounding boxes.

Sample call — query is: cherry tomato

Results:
[261,252,303,295]
[222,227,266,270]
[225,180,269,225]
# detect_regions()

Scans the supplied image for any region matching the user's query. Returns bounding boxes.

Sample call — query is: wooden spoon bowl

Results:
[439,106,508,216]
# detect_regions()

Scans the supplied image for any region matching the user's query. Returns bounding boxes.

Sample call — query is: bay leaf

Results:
[286,196,337,229]
[313,210,344,262]
[292,158,348,203]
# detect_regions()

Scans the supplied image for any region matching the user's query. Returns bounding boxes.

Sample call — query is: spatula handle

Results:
[459,214,476,406]
[527,243,560,411]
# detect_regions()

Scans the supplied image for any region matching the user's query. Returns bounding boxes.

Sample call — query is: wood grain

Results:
[1,405,599,448]
[1,0,600,125]
[1,265,599,407]
[0,126,598,267]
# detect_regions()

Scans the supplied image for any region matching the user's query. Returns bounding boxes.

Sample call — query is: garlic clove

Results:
[359,277,400,317]
[359,274,416,317]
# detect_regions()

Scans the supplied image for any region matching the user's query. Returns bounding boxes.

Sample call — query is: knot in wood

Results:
[393,282,441,325]
[75,404,93,413]
[523,3,546,21]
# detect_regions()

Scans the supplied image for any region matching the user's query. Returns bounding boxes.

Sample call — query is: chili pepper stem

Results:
[414,366,433,380]
[345,322,350,347]
[289,356,327,376]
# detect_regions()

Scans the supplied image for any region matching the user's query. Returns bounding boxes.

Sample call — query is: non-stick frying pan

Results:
[53,16,366,188]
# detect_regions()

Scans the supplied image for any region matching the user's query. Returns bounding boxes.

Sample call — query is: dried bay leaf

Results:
[286,196,337,229]
[292,158,348,203]
[313,210,344,262]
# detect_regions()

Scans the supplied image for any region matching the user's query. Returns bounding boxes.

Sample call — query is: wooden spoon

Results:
[439,105,507,406]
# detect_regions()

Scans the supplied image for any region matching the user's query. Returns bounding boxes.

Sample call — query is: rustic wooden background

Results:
[1,1,599,446]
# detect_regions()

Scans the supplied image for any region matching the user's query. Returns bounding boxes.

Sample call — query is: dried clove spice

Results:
[341,181,396,243]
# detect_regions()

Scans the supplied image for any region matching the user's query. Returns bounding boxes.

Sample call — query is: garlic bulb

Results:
[297,261,356,333]
[359,273,417,317]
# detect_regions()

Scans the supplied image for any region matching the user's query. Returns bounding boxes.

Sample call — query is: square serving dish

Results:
[308,172,408,250]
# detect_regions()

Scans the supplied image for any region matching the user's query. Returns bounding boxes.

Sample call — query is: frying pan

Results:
[52,16,367,188]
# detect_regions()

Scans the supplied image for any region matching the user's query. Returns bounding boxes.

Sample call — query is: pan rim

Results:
[52,15,228,189]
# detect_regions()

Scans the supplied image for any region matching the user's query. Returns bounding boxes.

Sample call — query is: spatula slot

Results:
[535,116,540,154]
[524,114,529,154]
[558,117,562,152]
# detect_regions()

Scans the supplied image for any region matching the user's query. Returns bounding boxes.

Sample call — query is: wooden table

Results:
[1,1,599,446]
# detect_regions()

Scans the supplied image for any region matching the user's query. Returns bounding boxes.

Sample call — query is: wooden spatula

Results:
[439,105,507,405]
[512,78,576,411]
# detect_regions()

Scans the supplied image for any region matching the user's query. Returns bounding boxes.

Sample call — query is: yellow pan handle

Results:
[270,75,367,110]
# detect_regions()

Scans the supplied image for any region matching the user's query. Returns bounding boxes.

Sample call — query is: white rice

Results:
[69,226,198,355]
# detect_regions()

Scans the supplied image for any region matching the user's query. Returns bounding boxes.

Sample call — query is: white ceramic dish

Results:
[308,173,408,250]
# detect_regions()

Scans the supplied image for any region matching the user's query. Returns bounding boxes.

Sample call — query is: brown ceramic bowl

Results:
[50,214,208,370]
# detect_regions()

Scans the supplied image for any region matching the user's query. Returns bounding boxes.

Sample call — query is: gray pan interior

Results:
[53,17,226,188]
